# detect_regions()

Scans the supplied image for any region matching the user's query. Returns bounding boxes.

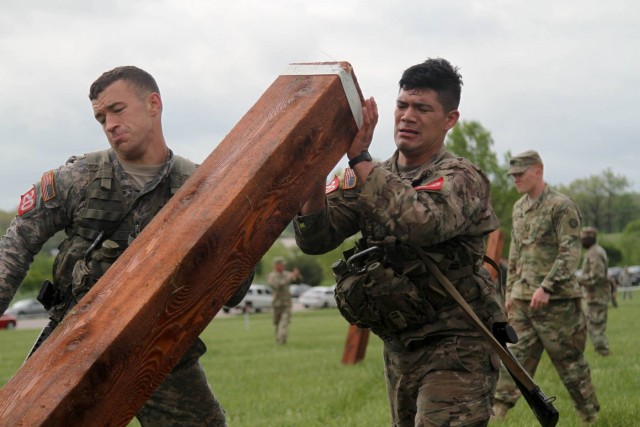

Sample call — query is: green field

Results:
[1,295,639,426]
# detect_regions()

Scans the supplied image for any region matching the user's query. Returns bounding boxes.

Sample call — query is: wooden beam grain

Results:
[0,62,363,426]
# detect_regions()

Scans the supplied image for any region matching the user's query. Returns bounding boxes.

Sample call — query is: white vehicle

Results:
[223,284,273,313]
[299,285,337,309]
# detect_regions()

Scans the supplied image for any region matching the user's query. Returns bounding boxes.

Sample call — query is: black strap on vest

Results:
[82,202,136,261]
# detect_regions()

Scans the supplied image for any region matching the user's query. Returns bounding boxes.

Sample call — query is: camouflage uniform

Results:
[577,234,611,355]
[295,148,505,426]
[0,148,243,427]
[494,184,600,421]
[268,268,294,344]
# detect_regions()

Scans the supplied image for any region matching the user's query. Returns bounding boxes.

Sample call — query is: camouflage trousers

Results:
[273,304,291,344]
[383,335,499,427]
[582,301,610,354]
[494,298,599,418]
[136,339,226,426]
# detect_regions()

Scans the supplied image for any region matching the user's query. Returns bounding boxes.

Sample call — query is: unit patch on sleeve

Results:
[18,186,37,216]
[40,170,57,202]
[414,176,444,191]
[326,175,340,194]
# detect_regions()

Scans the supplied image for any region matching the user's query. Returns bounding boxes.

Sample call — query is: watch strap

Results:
[348,150,372,168]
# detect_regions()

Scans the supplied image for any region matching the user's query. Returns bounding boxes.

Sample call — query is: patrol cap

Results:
[580,226,598,238]
[507,150,543,175]
[273,256,285,264]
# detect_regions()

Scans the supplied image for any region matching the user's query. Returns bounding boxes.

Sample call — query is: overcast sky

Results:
[1,0,638,211]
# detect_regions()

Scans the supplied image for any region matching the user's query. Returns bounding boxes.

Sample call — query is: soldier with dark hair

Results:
[295,58,504,426]
[0,66,251,426]
[493,150,600,424]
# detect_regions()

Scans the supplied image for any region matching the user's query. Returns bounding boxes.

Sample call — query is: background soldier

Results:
[493,150,600,424]
[267,257,301,344]
[295,58,505,426]
[0,66,251,426]
[578,226,611,356]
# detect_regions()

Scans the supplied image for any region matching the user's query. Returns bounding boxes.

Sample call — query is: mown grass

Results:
[1,294,639,426]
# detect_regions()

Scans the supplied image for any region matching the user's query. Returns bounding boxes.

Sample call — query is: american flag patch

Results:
[342,168,357,190]
[40,170,57,202]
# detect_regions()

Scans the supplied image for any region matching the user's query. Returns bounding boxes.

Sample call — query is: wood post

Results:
[341,325,370,365]
[0,62,363,426]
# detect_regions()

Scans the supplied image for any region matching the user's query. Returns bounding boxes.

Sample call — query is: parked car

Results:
[289,283,312,298]
[5,298,48,318]
[0,314,18,330]
[299,285,337,309]
[223,284,273,313]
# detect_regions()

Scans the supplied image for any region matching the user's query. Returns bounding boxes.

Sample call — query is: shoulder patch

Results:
[40,170,57,202]
[342,168,357,190]
[414,177,444,191]
[569,218,579,229]
[18,185,37,216]
[326,175,339,194]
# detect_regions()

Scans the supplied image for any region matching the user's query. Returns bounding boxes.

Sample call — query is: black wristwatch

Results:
[541,286,554,295]
[348,150,372,168]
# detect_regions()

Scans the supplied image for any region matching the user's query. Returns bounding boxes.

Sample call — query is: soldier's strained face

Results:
[92,80,156,162]
[394,88,458,160]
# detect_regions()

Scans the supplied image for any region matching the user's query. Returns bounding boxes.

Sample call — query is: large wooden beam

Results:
[0,62,363,426]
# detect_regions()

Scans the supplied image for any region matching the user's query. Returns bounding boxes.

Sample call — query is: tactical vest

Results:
[50,150,195,321]
[333,236,506,346]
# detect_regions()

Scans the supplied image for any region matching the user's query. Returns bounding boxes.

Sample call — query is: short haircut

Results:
[89,66,160,101]
[398,58,463,112]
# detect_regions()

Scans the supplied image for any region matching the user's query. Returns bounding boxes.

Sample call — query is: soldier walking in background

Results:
[493,150,600,424]
[268,257,301,344]
[577,227,611,356]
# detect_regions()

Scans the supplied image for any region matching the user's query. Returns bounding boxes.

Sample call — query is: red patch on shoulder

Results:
[326,175,339,194]
[18,186,37,216]
[414,177,444,191]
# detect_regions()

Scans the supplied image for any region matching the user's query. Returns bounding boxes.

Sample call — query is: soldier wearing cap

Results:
[494,150,600,423]
[577,226,612,356]
[267,256,301,344]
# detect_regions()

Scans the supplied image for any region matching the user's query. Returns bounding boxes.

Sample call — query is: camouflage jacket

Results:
[268,271,294,308]
[507,184,583,300]
[294,148,504,342]
[578,243,610,303]
[0,148,193,319]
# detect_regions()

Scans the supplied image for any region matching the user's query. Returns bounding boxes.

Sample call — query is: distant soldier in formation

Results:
[577,227,611,356]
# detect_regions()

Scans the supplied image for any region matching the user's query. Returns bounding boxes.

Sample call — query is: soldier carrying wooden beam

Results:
[0,66,254,426]
[0,62,363,426]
